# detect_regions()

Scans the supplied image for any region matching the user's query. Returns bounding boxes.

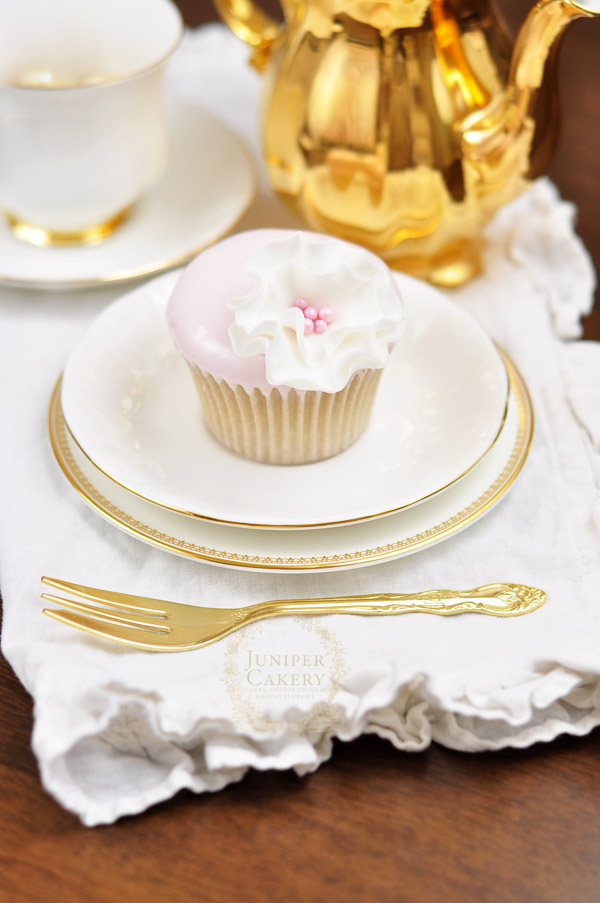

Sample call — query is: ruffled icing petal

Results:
[228,232,404,392]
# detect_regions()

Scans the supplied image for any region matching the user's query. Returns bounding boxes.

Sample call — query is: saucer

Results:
[49,355,532,572]
[0,97,256,290]
[61,270,509,529]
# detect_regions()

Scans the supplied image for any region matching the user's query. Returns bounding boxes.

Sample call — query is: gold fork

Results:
[41,577,547,653]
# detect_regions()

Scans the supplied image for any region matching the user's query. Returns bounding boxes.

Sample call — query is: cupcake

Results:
[167,229,404,465]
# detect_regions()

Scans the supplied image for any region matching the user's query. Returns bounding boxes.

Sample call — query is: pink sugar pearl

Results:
[304,306,318,321]
[318,307,334,324]
[314,319,328,334]
[293,297,308,310]
[304,318,315,335]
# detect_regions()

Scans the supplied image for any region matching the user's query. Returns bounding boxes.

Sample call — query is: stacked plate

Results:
[51,270,533,573]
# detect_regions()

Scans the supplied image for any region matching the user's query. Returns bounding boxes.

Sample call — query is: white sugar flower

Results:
[228,232,404,392]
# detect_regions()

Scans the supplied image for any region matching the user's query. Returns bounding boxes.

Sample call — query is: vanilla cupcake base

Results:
[189,367,382,465]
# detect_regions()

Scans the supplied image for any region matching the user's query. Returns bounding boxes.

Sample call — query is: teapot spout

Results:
[462,0,599,184]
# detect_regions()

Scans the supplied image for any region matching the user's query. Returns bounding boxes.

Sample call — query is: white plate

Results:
[0,97,256,289]
[61,271,509,529]
[50,356,532,572]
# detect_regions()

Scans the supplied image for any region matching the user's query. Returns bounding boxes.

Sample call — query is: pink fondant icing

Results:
[167,229,399,393]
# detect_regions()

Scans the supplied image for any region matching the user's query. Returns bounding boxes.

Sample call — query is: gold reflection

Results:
[215,0,599,285]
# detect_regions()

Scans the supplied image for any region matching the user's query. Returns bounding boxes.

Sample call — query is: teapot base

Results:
[387,237,482,289]
[275,193,482,288]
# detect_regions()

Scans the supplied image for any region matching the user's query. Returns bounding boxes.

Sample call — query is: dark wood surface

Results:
[1,2,599,901]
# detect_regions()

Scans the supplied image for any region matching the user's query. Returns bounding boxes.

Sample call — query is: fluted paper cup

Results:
[188,366,382,465]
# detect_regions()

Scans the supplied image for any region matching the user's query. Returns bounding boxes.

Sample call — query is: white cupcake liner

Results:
[189,367,382,464]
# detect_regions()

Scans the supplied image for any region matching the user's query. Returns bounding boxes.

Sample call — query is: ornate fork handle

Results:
[41,578,546,652]
[248,584,546,622]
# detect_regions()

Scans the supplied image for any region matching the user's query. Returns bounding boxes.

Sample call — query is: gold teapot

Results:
[215,0,599,285]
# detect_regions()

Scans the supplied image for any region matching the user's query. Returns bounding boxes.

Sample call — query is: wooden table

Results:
[1,2,599,901]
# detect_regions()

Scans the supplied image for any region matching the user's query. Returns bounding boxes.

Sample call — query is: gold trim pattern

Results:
[48,352,533,570]
[6,206,131,248]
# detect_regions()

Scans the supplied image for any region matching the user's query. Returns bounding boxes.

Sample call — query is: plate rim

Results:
[60,279,511,530]
[48,352,534,571]
[63,366,509,531]
[0,101,258,290]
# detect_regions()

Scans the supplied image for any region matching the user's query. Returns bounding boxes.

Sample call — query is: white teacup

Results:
[0,0,183,245]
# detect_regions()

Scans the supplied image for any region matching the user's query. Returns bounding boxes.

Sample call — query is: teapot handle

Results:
[213,0,285,70]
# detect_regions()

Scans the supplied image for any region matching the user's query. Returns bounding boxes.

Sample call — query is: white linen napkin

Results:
[1,26,600,826]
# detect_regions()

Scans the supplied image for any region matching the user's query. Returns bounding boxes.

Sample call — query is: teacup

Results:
[0,0,183,246]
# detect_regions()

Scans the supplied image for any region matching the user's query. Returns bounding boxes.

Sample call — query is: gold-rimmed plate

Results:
[0,96,256,290]
[60,270,509,530]
[49,352,532,572]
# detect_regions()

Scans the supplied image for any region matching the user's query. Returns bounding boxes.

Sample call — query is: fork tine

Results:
[41,593,171,632]
[41,577,170,616]
[43,609,184,651]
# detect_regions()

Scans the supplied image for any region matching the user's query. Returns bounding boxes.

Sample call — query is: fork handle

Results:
[247,584,546,621]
